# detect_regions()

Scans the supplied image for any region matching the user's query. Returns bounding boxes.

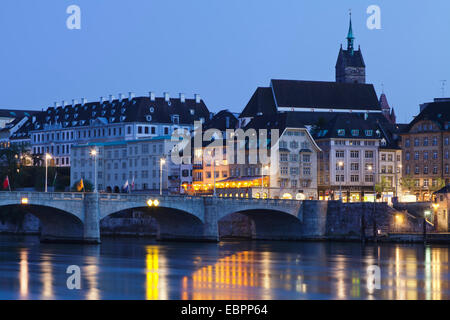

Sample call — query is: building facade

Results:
[12,92,209,168]
[71,137,187,194]
[400,98,450,201]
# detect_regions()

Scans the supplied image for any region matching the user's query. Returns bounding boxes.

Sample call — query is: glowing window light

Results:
[21,198,29,205]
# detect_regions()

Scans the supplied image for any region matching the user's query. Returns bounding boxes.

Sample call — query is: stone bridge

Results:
[0,192,306,243]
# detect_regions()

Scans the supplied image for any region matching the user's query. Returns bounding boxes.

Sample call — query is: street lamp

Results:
[368,165,377,240]
[90,148,98,193]
[45,153,52,193]
[338,161,344,201]
[160,157,166,196]
[395,164,402,199]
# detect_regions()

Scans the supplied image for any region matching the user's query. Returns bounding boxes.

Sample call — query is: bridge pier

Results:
[83,193,101,244]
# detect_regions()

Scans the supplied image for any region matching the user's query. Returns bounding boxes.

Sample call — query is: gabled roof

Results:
[0,109,37,119]
[239,87,277,118]
[270,79,379,110]
[203,110,239,132]
[405,100,450,132]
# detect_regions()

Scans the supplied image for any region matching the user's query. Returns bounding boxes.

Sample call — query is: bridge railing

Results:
[0,191,85,201]
[0,191,301,205]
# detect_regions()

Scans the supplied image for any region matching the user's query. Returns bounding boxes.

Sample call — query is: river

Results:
[0,235,448,300]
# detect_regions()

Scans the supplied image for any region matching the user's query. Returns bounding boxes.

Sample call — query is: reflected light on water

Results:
[84,256,100,300]
[146,246,168,300]
[19,249,28,299]
[183,251,273,300]
[40,254,53,299]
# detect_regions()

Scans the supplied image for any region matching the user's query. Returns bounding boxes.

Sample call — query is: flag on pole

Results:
[130,177,135,193]
[122,180,129,193]
[77,179,84,192]
[3,176,11,191]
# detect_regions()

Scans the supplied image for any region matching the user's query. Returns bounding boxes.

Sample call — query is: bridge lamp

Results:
[21,198,29,205]
[147,199,154,207]
[153,199,160,207]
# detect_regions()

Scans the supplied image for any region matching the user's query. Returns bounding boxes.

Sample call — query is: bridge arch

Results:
[217,201,303,240]
[0,203,84,242]
[100,198,206,241]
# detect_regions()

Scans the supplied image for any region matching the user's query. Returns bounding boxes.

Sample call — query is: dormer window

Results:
[121,108,126,114]
[149,107,154,113]
[74,113,78,119]
[92,111,96,117]
[351,130,359,136]
[120,116,126,122]
[381,138,387,146]
[146,115,152,122]
[172,115,180,124]
[102,110,106,116]
[110,117,115,123]
[65,114,70,120]
[365,130,373,136]
[111,109,115,115]
[337,129,345,136]
[190,109,195,115]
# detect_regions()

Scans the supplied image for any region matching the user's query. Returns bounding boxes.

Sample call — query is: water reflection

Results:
[146,246,168,300]
[1,237,449,300]
[19,249,28,299]
[40,254,53,299]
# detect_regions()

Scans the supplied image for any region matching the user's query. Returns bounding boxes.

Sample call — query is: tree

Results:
[430,177,446,194]
[400,175,415,193]
[375,176,391,202]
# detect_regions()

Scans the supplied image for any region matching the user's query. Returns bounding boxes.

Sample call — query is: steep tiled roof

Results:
[239,87,277,118]
[9,96,210,140]
[405,100,450,132]
[270,79,380,111]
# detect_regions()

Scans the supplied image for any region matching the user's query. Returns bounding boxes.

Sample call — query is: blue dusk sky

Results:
[0,0,449,123]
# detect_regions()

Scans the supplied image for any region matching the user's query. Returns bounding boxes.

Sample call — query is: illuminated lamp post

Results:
[45,153,52,193]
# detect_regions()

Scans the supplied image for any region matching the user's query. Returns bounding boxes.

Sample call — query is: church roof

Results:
[270,79,379,110]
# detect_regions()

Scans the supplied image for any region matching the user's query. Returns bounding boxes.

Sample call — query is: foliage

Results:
[430,177,446,193]
[400,175,415,192]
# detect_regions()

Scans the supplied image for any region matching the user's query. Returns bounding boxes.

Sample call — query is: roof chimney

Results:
[195,94,201,104]
[179,93,186,103]
[54,102,58,108]
[129,92,135,100]
[72,99,78,106]
[109,95,115,103]
[118,93,123,102]
[149,92,155,101]
[100,96,105,103]
[81,98,87,106]
[62,100,66,107]
[164,92,170,102]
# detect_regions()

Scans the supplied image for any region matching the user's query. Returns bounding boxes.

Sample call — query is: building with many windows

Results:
[11,92,209,167]
[400,98,450,201]
[70,136,185,194]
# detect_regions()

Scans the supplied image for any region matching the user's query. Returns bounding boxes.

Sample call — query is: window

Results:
[337,129,345,136]
[280,153,288,162]
[365,130,373,137]
[336,150,345,158]
[405,152,410,161]
[351,130,359,136]
[414,152,419,160]
[336,175,344,182]
[433,151,438,159]
[302,154,311,162]
[350,150,359,158]
[351,163,359,171]
[433,166,438,174]
[424,152,429,160]
[415,166,419,174]
[303,167,311,175]
[351,175,359,182]
[414,138,419,147]
[423,137,428,146]
[433,137,438,146]
[405,139,410,147]
[424,166,428,174]
[365,151,374,158]
[365,175,374,183]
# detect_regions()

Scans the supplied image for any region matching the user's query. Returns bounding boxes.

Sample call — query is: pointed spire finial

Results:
[347,9,355,55]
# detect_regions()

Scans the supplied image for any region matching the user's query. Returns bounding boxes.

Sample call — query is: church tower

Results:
[336,13,366,84]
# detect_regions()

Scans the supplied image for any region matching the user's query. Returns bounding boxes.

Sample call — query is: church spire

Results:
[347,10,355,55]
